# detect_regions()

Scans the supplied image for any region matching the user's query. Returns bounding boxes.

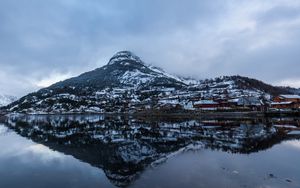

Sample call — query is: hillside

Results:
[0,94,17,107]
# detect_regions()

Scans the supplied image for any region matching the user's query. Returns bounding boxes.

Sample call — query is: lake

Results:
[0,114,300,188]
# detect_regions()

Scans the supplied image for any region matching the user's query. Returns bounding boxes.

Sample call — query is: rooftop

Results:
[279,95,300,99]
[194,100,218,105]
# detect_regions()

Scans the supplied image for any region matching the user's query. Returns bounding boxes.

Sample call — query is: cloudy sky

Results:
[1,0,300,96]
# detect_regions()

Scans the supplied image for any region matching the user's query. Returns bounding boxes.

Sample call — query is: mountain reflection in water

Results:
[1,114,300,187]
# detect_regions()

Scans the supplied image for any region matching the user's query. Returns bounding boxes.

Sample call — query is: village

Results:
[6,85,300,114]
[154,93,300,112]
[91,87,300,114]
[4,81,300,114]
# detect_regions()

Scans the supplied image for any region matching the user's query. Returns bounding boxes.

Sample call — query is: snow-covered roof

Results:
[95,91,106,95]
[271,102,293,105]
[194,100,218,105]
[280,95,300,99]
[228,98,239,103]
[158,98,179,105]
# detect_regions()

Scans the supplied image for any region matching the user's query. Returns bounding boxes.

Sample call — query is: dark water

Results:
[0,114,300,188]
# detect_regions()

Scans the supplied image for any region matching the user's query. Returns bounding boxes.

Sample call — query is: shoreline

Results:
[1,110,300,119]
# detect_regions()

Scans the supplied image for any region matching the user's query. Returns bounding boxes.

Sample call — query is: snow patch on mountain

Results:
[0,94,17,107]
[120,70,155,86]
[147,65,184,83]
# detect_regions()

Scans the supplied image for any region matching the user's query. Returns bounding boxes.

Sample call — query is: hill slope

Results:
[0,94,17,107]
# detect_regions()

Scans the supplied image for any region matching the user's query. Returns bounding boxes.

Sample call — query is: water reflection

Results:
[1,114,300,187]
[0,123,114,188]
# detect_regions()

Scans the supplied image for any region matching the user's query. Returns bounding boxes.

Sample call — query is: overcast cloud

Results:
[1,0,300,96]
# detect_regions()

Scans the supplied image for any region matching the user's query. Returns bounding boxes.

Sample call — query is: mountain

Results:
[197,75,292,96]
[4,51,297,114]
[49,51,186,91]
[0,94,17,107]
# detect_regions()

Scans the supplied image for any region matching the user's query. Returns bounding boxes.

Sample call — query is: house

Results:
[228,97,261,106]
[271,94,300,110]
[271,101,300,109]
[95,91,107,98]
[214,99,231,109]
[183,101,194,110]
[228,96,264,111]
[193,100,219,110]
[159,103,183,111]
[273,95,300,103]
[158,97,180,106]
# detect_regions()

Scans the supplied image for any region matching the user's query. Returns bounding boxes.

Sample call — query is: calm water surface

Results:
[0,115,299,188]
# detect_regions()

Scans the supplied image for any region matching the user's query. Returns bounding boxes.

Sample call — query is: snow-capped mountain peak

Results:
[106,51,186,86]
[47,50,186,91]
[108,51,144,66]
